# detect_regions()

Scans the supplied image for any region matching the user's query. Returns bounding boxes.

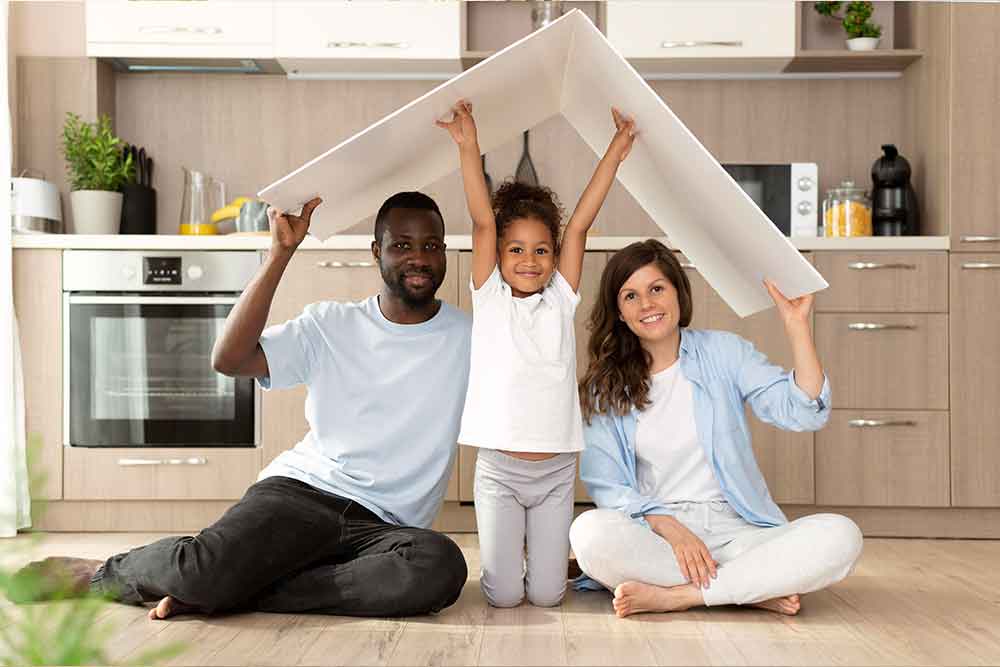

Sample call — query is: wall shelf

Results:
[785,49,923,74]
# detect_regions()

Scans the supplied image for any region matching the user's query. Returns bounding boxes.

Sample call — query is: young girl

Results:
[437,101,635,607]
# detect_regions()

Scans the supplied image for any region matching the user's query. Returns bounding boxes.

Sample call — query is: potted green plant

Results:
[813,1,882,51]
[61,113,133,234]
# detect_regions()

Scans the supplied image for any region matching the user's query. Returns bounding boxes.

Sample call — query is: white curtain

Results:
[1,0,32,537]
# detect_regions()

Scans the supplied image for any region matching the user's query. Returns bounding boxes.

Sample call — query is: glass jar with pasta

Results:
[822,180,872,237]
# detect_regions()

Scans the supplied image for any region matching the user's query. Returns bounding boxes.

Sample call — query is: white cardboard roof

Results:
[258,10,827,317]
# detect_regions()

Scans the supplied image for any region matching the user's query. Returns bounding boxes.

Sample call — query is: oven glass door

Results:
[722,164,791,235]
[67,295,255,447]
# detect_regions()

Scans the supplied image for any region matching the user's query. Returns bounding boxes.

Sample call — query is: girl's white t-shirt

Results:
[634,361,726,504]
[457,266,584,453]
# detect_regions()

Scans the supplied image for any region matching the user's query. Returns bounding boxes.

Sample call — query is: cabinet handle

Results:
[661,40,743,49]
[960,236,1000,243]
[118,457,208,467]
[327,41,409,49]
[847,262,916,270]
[139,25,223,36]
[847,322,917,331]
[680,262,697,270]
[848,419,917,428]
[316,260,374,269]
[961,262,1000,270]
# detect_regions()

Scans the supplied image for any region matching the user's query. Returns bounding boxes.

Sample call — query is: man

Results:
[18,192,472,619]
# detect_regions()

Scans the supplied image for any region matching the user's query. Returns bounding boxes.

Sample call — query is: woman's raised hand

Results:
[647,515,718,590]
[435,100,480,151]
[764,279,813,331]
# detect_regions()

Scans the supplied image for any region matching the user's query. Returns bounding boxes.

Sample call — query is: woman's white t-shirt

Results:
[635,361,725,504]
[457,267,584,453]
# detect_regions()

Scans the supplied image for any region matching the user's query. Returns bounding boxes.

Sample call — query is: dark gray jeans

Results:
[91,476,468,617]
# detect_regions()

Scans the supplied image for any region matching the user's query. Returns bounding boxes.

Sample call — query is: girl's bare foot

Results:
[148,596,200,620]
[750,593,801,616]
[612,581,704,618]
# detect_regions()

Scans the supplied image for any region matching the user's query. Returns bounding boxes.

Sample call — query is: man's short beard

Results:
[380,265,440,307]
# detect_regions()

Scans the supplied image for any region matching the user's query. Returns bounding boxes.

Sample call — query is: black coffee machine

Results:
[871,144,919,236]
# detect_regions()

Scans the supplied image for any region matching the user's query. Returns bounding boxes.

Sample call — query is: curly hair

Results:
[578,240,694,423]
[491,180,564,250]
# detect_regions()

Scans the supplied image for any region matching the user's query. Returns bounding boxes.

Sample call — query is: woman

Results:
[570,240,862,617]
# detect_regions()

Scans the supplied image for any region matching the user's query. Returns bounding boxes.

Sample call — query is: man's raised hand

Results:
[268,197,322,254]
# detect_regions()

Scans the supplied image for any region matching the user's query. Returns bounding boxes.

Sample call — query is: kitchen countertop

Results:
[12,233,952,251]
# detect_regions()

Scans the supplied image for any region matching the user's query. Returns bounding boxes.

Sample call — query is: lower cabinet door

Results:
[816,411,950,507]
[64,448,262,500]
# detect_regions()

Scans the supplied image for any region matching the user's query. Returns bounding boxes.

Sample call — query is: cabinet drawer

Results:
[64,448,261,500]
[86,1,274,58]
[816,411,949,507]
[816,313,948,410]
[814,252,948,312]
[274,2,461,60]
[606,1,795,60]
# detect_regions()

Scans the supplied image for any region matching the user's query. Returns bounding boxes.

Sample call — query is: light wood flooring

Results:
[2,532,1000,666]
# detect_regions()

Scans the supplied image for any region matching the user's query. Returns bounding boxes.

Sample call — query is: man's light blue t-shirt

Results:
[257,296,471,528]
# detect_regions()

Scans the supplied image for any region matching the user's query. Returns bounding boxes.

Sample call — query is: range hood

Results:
[107,57,284,74]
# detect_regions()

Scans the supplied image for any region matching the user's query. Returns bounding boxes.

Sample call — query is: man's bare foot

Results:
[9,557,103,602]
[148,596,200,621]
[750,594,802,616]
[612,581,704,618]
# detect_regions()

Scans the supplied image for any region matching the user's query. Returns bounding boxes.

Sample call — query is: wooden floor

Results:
[3,532,1000,666]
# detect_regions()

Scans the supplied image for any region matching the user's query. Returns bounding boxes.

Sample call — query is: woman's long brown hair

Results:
[579,240,693,422]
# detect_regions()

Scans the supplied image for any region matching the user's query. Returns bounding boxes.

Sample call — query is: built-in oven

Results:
[63,250,261,448]
[722,163,819,238]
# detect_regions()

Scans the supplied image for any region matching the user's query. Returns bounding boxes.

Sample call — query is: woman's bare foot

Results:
[148,596,200,621]
[750,594,801,616]
[10,557,104,602]
[612,581,704,618]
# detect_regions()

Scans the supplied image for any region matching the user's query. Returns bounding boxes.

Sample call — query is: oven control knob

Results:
[122,265,136,280]
[797,177,814,192]
[797,201,814,215]
[187,265,204,281]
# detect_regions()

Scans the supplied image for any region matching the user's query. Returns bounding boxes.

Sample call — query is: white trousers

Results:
[569,502,863,606]
[474,448,577,607]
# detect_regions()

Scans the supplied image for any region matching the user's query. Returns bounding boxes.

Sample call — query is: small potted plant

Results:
[814,1,882,51]
[61,112,133,234]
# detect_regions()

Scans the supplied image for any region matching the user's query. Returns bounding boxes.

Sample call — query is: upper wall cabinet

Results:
[275,1,463,78]
[605,1,796,74]
[85,1,275,59]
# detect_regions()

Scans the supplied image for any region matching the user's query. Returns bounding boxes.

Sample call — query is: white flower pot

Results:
[70,190,123,234]
[846,37,880,51]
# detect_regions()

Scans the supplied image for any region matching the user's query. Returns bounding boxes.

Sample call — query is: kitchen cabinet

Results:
[12,249,63,500]
[702,261,815,505]
[605,1,796,73]
[816,313,949,411]
[259,249,462,501]
[64,448,261,500]
[85,1,275,59]
[813,252,948,313]
[275,1,462,77]
[950,4,1000,252]
[950,255,1000,507]
[816,411,949,507]
[457,251,606,504]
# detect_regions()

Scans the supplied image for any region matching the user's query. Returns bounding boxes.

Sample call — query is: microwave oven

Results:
[722,163,819,237]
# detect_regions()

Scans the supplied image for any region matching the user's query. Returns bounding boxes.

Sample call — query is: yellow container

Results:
[823,180,872,237]
[180,222,218,235]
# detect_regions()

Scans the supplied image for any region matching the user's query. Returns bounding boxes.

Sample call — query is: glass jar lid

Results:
[826,179,867,198]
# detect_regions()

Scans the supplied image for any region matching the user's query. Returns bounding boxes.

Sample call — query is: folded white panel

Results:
[258,10,827,317]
